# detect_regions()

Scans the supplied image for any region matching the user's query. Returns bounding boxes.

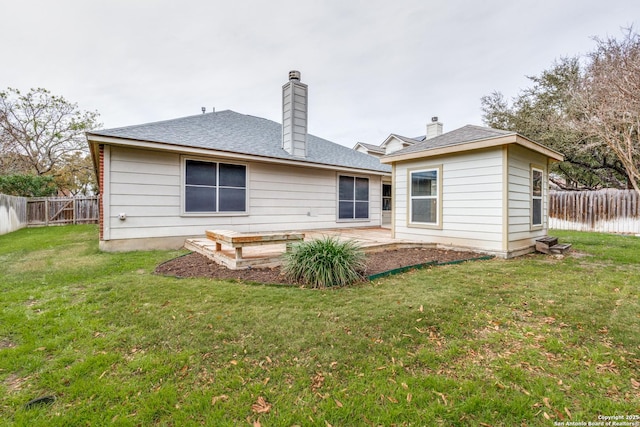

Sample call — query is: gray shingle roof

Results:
[89,110,391,173]
[385,125,515,157]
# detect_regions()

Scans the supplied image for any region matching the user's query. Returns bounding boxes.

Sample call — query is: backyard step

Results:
[536,236,571,255]
[549,243,572,254]
[535,236,558,254]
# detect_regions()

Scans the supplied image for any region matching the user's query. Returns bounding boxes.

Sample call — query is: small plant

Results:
[283,236,367,288]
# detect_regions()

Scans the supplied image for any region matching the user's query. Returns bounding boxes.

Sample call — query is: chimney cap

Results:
[289,70,301,81]
[431,116,439,122]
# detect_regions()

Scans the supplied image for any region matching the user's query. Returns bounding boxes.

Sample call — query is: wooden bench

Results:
[205,229,305,263]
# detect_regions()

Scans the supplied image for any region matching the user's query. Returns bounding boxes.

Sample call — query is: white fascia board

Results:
[380,135,564,164]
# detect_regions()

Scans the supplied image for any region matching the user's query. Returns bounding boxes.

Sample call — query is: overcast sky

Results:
[1,0,637,147]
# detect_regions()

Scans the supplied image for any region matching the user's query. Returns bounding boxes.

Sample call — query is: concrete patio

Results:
[184,227,434,269]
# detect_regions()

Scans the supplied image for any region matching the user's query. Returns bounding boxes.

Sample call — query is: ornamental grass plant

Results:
[282,236,367,288]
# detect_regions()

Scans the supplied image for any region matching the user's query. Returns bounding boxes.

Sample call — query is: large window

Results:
[531,167,543,227]
[339,175,369,220]
[184,159,246,213]
[410,169,439,225]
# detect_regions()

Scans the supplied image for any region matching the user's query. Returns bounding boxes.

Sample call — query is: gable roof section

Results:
[380,125,563,163]
[380,133,420,149]
[353,141,385,154]
[88,110,390,174]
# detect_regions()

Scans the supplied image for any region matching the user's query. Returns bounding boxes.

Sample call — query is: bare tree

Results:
[482,29,640,191]
[482,57,629,190]
[0,88,100,177]
[571,27,640,193]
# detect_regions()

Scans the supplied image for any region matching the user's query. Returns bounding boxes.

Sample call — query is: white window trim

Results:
[408,165,443,230]
[336,174,370,222]
[181,156,249,217]
[531,166,544,229]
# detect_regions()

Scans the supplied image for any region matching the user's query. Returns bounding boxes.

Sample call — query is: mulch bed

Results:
[155,247,484,285]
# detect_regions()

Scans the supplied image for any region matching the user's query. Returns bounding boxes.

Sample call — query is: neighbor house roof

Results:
[386,133,421,145]
[380,125,563,163]
[353,142,385,154]
[88,110,391,174]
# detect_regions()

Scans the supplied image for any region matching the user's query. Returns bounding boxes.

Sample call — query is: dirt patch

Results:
[0,339,16,349]
[3,373,29,393]
[155,247,485,285]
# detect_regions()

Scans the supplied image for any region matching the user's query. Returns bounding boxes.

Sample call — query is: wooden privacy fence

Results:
[27,196,99,226]
[549,189,640,234]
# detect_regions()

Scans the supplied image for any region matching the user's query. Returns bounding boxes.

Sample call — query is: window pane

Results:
[186,160,216,186]
[219,188,246,211]
[532,198,542,225]
[412,170,437,197]
[355,201,369,218]
[355,178,369,201]
[185,186,216,212]
[532,170,542,197]
[382,184,392,197]
[382,197,391,211]
[339,201,354,219]
[339,176,354,201]
[219,163,246,187]
[412,199,437,223]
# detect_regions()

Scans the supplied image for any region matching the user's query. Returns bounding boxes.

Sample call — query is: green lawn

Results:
[0,226,638,426]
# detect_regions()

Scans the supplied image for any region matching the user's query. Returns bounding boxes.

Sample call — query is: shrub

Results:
[0,173,57,197]
[283,236,367,288]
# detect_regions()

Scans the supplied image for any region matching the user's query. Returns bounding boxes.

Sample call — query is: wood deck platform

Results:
[197,229,304,269]
[185,227,434,269]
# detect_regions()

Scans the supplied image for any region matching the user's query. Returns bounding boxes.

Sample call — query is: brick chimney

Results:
[282,70,308,157]
[426,116,443,140]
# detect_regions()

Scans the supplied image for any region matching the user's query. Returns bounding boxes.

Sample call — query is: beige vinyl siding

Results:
[393,148,504,252]
[108,147,182,239]
[105,146,382,243]
[251,165,382,229]
[384,138,407,155]
[507,145,548,251]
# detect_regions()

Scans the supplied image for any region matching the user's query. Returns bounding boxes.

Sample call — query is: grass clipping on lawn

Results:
[1,225,639,426]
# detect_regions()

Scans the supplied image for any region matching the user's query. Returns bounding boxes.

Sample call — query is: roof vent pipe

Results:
[289,70,301,81]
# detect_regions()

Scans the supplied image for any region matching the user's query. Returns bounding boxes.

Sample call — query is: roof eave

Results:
[381,134,564,164]
[87,134,391,176]
[86,132,101,183]
[514,134,564,162]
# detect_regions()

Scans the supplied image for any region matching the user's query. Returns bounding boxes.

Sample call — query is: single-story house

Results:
[87,71,391,251]
[379,123,564,258]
